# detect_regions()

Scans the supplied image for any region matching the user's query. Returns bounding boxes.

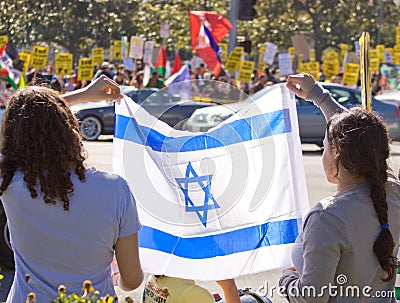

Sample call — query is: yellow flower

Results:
[58,284,67,294]
[0,274,4,280]
[82,279,95,292]
[26,292,36,303]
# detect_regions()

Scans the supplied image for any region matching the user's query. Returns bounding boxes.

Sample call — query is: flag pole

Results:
[228,0,239,54]
[359,32,372,112]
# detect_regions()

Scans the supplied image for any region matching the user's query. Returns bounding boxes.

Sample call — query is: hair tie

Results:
[381,223,389,229]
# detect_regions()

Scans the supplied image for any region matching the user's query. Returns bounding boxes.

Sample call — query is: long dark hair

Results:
[327,107,397,281]
[0,86,87,211]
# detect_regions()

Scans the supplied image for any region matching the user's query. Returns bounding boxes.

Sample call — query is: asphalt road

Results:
[2,139,400,302]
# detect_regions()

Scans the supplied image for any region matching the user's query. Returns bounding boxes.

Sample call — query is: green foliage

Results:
[0,0,399,62]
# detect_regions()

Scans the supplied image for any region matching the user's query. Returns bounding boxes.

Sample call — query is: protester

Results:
[1,75,143,302]
[279,73,400,302]
[146,71,165,89]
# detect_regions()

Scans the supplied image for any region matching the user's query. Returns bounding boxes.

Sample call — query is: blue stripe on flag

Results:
[139,218,299,259]
[114,109,291,153]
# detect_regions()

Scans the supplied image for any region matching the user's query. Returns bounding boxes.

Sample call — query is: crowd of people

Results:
[0,48,399,302]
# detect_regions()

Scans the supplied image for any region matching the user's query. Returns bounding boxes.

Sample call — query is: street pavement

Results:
[2,139,400,302]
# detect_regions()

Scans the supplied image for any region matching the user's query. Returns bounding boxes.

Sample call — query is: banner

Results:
[77,58,93,81]
[342,63,359,86]
[238,60,255,82]
[263,42,278,65]
[0,35,8,47]
[113,40,122,60]
[129,36,145,59]
[219,43,228,62]
[31,45,48,69]
[92,48,104,66]
[121,36,128,60]
[278,53,293,76]
[55,53,73,76]
[369,49,380,72]
[112,84,309,280]
[18,52,31,75]
[225,46,243,71]
[143,41,155,63]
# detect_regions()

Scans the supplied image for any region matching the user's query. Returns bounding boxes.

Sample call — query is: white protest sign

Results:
[143,41,155,63]
[354,41,360,60]
[278,53,293,76]
[129,36,144,59]
[263,42,278,65]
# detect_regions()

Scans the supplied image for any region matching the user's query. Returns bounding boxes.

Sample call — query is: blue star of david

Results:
[175,162,220,227]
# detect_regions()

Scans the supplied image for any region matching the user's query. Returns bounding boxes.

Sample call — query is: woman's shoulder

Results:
[84,167,130,187]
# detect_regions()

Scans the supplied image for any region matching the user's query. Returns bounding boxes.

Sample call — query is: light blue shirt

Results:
[3,167,141,302]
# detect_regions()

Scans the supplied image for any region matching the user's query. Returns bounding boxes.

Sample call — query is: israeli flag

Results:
[113,84,309,280]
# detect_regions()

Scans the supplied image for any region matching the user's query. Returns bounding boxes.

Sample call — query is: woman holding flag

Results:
[280,73,400,302]
[1,76,144,302]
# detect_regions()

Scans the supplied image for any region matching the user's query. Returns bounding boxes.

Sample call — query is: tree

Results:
[0,0,139,62]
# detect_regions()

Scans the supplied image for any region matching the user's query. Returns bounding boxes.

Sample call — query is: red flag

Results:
[156,45,167,77]
[189,11,233,50]
[171,52,182,76]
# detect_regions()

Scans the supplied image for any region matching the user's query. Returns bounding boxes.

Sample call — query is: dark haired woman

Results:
[1,76,143,302]
[279,73,400,302]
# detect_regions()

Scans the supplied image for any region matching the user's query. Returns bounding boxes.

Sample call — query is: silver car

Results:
[183,83,400,146]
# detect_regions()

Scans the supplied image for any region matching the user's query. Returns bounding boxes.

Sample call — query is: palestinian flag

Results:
[143,62,154,87]
[155,45,167,78]
[0,43,21,89]
[171,51,182,76]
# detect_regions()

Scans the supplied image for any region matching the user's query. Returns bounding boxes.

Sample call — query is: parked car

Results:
[183,83,400,146]
[71,87,216,141]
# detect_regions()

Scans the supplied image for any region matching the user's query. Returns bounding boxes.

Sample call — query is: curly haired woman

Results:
[1,76,143,302]
[279,73,400,302]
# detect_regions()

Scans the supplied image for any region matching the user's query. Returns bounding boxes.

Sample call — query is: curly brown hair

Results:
[0,86,87,211]
[327,107,398,281]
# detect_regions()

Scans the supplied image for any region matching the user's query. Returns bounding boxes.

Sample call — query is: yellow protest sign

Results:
[22,49,31,55]
[113,40,122,60]
[340,43,348,64]
[396,26,400,46]
[359,32,371,112]
[92,48,104,66]
[309,49,316,62]
[376,44,385,62]
[109,45,114,62]
[369,49,380,72]
[393,45,400,65]
[297,62,308,73]
[238,60,255,82]
[342,63,359,85]
[288,47,295,61]
[55,53,73,76]
[219,43,228,62]
[224,47,243,71]
[18,53,31,75]
[323,58,339,80]
[308,61,320,80]
[258,45,266,65]
[325,51,339,61]
[0,35,8,47]
[78,58,94,81]
[31,46,49,69]
[258,61,265,72]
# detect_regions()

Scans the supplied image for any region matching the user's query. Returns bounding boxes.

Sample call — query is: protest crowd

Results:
[1,8,400,303]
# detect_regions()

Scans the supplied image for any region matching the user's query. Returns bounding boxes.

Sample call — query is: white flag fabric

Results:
[112,84,309,281]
